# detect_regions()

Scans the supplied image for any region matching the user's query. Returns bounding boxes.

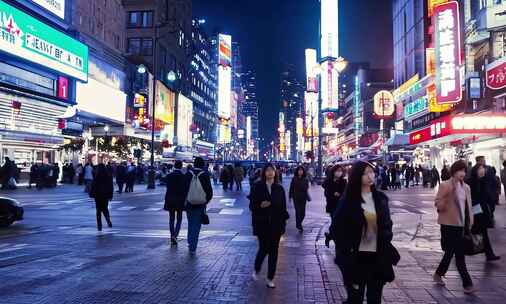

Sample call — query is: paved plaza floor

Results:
[1,181,506,303]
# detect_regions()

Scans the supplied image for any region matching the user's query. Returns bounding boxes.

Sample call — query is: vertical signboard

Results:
[354,76,362,143]
[218,33,232,144]
[177,94,193,148]
[321,60,339,110]
[218,65,231,119]
[321,0,339,59]
[434,1,462,104]
[305,49,318,92]
[155,81,175,132]
[218,34,232,67]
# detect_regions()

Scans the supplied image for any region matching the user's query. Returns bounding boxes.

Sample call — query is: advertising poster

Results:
[155,81,175,131]
[218,34,232,67]
[0,0,88,81]
[177,94,193,148]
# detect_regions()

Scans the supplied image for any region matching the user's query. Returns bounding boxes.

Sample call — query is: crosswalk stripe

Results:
[144,207,162,212]
[219,208,244,215]
[117,206,136,211]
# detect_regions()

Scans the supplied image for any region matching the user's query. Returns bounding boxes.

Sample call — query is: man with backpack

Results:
[185,157,213,254]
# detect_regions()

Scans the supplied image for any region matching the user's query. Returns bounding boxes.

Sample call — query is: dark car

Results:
[0,197,24,227]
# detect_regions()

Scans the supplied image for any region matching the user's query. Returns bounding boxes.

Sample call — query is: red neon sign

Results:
[486,58,506,90]
[434,1,462,104]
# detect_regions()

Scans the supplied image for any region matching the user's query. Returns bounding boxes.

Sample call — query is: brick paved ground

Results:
[0,182,505,303]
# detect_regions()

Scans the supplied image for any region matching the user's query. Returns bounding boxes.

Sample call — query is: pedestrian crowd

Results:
[2,154,506,303]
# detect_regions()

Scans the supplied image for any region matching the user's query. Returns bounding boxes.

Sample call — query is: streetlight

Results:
[313,57,347,180]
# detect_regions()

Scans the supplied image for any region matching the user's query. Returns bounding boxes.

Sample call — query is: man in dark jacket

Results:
[164,160,187,245]
[184,157,213,253]
[115,162,127,193]
[89,164,113,231]
[476,156,499,216]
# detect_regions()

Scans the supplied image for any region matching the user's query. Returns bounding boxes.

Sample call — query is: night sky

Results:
[192,0,393,147]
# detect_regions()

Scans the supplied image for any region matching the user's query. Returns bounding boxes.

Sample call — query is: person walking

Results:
[329,161,398,304]
[430,166,440,188]
[164,160,187,246]
[116,162,127,194]
[468,164,501,261]
[76,164,84,185]
[323,165,347,216]
[125,163,136,193]
[28,163,38,189]
[441,164,451,181]
[433,160,475,294]
[289,166,310,232]
[184,157,213,254]
[83,162,94,193]
[234,163,244,191]
[250,163,289,288]
[89,164,113,231]
[212,164,220,186]
[220,166,230,191]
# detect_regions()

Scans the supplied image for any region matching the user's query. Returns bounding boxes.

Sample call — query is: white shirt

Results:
[359,192,378,252]
[455,181,466,227]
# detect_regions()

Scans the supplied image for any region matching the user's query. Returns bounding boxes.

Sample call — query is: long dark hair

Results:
[343,161,375,205]
[261,163,279,183]
[294,165,306,179]
[325,165,344,183]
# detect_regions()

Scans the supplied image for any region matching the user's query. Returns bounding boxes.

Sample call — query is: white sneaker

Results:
[252,272,259,281]
[266,279,276,288]
[433,273,445,286]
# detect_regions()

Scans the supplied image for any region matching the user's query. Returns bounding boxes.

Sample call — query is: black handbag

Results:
[463,230,484,256]
[201,212,210,225]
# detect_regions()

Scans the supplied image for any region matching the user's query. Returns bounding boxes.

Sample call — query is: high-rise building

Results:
[280,64,305,160]
[190,19,217,146]
[242,70,259,160]
[392,0,428,88]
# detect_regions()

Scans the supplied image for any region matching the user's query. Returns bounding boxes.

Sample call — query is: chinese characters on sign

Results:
[486,57,506,90]
[434,1,462,104]
[373,90,395,118]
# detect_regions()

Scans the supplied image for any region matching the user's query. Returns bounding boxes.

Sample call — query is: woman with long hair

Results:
[89,164,114,231]
[329,161,398,303]
[323,165,347,215]
[249,163,289,288]
[289,166,310,232]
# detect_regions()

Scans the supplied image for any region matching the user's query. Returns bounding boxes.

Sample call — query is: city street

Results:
[1,181,506,304]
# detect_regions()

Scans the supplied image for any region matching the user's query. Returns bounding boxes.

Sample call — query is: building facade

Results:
[242,70,259,159]
[0,0,89,176]
[280,64,304,161]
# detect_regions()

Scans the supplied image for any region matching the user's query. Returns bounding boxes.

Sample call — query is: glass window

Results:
[127,38,141,54]
[128,12,139,27]
[128,11,153,28]
[141,38,153,56]
[142,11,153,27]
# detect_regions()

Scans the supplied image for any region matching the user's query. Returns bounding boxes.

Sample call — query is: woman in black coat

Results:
[164,160,187,245]
[249,163,289,289]
[469,165,500,261]
[329,161,399,304]
[289,166,310,232]
[89,164,114,231]
[322,165,347,215]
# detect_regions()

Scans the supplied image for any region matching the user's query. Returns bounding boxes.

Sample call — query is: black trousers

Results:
[436,225,472,288]
[294,199,307,228]
[169,210,183,238]
[117,182,124,193]
[255,233,281,280]
[95,199,111,230]
[346,252,385,304]
[483,228,496,258]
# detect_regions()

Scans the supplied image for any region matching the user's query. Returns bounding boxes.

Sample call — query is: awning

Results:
[56,105,78,119]
[385,134,409,146]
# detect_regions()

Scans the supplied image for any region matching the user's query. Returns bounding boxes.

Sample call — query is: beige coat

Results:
[435,178,473,227]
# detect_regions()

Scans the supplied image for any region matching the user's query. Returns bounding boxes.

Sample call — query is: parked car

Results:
[0,197,24,227]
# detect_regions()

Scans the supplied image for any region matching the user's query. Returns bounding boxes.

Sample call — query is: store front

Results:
[409,113,506,171]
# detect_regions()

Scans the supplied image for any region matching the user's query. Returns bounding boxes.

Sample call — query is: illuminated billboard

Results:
[218,34,232,67]
[434,1,462,104]
[218,123,231,144]
[76,78,126,123]
[321,0,339,59]
[230,92,238,129]
[321,60,339,110]
[177,94,193,148]
[30,0,65,19]
[373,90,395,117]
[304,92,319,138]
[305,49,318,92]
[218,65,232,119]
[0,0,88,81]
[155,81,175,131]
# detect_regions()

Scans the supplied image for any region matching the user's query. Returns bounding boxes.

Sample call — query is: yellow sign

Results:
[393,74,419,101]
[428,0,448,17]
[427,85,453,112]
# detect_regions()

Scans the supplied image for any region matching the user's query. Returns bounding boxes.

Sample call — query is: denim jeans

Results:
[186,206,205,252]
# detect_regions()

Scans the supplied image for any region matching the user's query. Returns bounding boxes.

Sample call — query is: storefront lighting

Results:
[104,125,110,132]
[167,71,177,82]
